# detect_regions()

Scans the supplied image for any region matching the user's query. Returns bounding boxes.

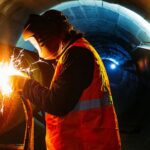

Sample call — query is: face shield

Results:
[22,11,69,60]
[27,37,42,57]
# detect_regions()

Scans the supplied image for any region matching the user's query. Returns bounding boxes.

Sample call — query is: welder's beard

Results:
[40,41,63,60]
[40,47,58,60]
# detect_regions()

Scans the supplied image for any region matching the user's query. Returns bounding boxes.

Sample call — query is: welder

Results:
[11,10,121,150]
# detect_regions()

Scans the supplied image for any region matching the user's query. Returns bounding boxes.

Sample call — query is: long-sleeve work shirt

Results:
[23,46,94,116]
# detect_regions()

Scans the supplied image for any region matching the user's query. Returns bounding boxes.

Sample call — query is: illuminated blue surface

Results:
[17,1,150,51]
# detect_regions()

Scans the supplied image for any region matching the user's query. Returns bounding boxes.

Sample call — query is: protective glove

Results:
[9,75,29,93]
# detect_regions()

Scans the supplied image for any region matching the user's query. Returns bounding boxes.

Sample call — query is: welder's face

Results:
[27,36,63,60]
[41,36,63,60]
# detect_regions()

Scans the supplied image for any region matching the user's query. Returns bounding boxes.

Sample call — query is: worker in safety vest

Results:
[11,10,121,150]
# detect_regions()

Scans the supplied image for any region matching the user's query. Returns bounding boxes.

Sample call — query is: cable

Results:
[21,96,34,150]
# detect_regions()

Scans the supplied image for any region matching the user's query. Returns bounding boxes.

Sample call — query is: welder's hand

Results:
[9,75,29,93]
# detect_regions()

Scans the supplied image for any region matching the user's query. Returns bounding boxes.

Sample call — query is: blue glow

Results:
[110,64,116,69]
[102,57,119,65]
[107,58,119,65]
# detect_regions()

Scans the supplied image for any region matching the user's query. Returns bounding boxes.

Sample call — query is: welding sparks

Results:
[0,61,24,96]
[0,49,51,113]
[0,61,25,113]
[0,50,28,113]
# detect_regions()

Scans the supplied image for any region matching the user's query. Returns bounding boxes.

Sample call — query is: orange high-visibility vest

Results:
[45,38,121,150]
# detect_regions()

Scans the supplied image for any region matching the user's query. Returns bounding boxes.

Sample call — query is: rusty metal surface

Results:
[0,144,24,150]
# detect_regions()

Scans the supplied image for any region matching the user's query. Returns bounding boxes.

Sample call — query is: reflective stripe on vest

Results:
[73,97,113,111]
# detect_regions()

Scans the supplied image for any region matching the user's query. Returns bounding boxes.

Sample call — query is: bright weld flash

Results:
[0,61,24,96]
